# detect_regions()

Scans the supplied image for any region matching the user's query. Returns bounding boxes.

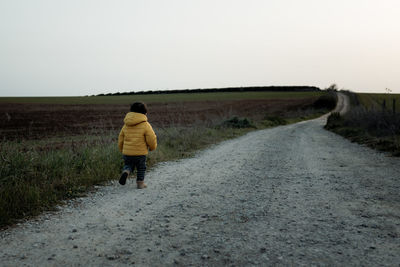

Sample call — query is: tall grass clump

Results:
[0,135,122,227]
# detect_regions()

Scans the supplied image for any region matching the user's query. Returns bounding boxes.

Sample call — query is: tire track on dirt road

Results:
[1,93,399,266]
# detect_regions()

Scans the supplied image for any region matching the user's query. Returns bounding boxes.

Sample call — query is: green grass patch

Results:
[0,135,122,227]
[358,93,400,112]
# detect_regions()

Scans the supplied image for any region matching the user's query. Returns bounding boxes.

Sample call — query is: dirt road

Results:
[1,94,399,266]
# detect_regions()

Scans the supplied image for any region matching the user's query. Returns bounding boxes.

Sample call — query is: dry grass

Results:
[358,93,400,112]
[326,96,400,156]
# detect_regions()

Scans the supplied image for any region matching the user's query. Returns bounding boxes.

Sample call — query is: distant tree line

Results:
[92,86,321,97]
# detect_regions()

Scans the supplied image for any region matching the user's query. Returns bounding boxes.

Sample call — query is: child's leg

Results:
[122,155,134,173]
[135,156,147,181]
[134,156,147,189]
[119,155,133,185]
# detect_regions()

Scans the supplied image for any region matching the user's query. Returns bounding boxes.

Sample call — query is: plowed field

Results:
[0,98,317,140]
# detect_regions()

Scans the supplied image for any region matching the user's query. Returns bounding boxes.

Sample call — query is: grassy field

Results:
[0,91,336,228]
[0,91,325,104]
[358,93,400,112]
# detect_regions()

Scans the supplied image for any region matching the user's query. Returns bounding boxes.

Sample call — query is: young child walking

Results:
[118,102,157,188]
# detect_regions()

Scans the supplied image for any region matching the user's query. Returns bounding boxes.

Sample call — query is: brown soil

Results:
[0,98,317,140]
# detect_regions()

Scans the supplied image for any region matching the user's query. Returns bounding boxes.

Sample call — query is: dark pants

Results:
[122,155,147,181]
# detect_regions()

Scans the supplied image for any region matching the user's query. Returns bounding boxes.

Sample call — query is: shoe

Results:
[119,171,129,185]
[136,181,147,189]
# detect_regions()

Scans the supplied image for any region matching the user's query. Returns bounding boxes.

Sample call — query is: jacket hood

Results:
[124,112,148,126]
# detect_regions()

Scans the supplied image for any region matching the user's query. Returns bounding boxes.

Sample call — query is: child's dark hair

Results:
[130,102,148,114]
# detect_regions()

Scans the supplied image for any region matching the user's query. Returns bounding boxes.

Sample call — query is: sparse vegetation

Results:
[325,92,400,156]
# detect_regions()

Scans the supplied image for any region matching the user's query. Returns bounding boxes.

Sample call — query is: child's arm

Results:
[145,123,157,151]
[118,127,125,152]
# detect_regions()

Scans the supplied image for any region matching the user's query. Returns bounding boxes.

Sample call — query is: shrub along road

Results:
[1,94,399,266]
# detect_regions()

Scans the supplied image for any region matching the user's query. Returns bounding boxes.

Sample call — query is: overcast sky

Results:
[0,0,399,96]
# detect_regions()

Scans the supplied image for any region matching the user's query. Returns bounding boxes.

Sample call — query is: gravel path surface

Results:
[1,94,399,266]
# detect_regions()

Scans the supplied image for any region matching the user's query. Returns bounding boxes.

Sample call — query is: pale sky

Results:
[0,0,399,96]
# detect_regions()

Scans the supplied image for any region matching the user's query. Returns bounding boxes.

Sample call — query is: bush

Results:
[325,112,342,129]
[263,116,287,127]
[313,92,338,110]
[222,117,256,128]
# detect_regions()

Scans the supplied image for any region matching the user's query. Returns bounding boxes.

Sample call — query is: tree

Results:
[327,84,338,91]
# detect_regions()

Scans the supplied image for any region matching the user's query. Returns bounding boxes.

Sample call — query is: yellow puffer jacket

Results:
[118,112,157,156]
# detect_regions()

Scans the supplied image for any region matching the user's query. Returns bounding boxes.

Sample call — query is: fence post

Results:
[394,99,396,114]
